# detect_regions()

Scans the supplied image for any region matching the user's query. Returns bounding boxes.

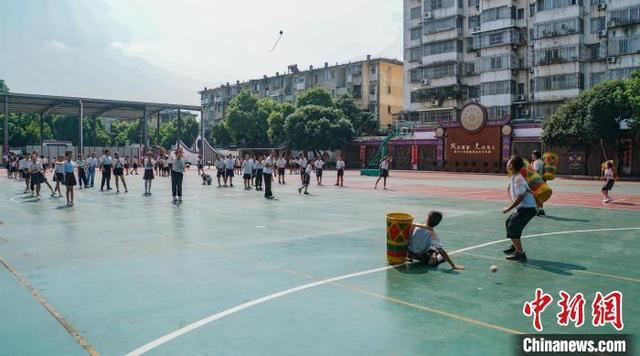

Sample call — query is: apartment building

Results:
[395,0,640,173]
[200,56,404,130]
[403,0,640,127]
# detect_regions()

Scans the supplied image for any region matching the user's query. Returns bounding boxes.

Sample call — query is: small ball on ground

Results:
[490,265,498,273]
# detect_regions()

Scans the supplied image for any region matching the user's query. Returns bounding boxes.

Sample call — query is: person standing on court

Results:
[99,149,113,191]
[171,148,185,202]
[263,150,276,199]
[502,155,537,262]
[86,152,98,188]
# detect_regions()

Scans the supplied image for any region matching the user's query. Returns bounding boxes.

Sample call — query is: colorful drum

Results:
[520,167,552,204]
[386,213,414,264]
[542,152,558,181]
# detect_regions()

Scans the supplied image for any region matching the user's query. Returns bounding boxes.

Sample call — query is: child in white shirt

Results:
[335,155,345,187]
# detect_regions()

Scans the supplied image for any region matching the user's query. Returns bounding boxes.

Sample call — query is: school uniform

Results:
[76,159,88,187]
[215,159,225,178]
[29,161,45,186]
[171,158,185,197]
[197,158,204,170]
[19,159,31,179]
[143,159,155,180]
[299,157,308,177]
[113,158,125,176]
[53,162,65,182]
[302,164,312,185]
[225,158,235,178]
[506,174,537,240]
[277,158,286,176]
[602,168,615,192]
[63,160,77,186]
[254,160,263,189]
[100,154,113,190]
[242,159,253,180]
[336,160,345,177]
[314,159,324,177]
[263,156,274,198]
[86,157,97,187]
[379,160,389,178]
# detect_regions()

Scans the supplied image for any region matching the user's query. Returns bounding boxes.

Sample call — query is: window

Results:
[518,83,525,95]
[472,29,520,49]
[388,86,392,94]
[409,47,422,62]
[590,17,605,33]
[369,86,376,95]
[535,18,582,38]
[608,34,640,56]
[410,68,422,83]
[481,6,516,23]
[535,73,582,91]
[410,7,422,19]
[537,0,579,12]
[590,72,605,87]
[423,39,462,55]
[534,45,579,65]
[529,4,535,16]
[486,106,512,120]
[410,27,422,40]
[609,66,640,80]
[534,102,562,120]
[517,8,525,19]
[609,6,640,26]
[425,0,456,11]
[388,106,391,114]
[468,0,479,7]
[424,16,459,34]
[420,110,456,123]
[481,80,515,95]
[423,62,458,79]
[468,15,480,30]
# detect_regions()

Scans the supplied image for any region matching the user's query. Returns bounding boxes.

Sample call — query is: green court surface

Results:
[0,170,638,355]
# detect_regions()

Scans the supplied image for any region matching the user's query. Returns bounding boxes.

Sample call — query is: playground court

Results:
[0,169,638,355]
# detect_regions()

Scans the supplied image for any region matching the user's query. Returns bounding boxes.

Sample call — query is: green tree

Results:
[297,87,333,107]
[542,79,632,173]
[224,90,273,146]
[210,122,232,146]
[0,79,9,93]
[267,102,294,145]
[334,94,378,135]
[624,70,640,133]
[284,105,354,152]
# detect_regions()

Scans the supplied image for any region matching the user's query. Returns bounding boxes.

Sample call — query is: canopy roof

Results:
[1,92,202,119]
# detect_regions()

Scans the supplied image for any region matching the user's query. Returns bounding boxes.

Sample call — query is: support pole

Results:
[39,113,43,153]
[200,108,205,154]
[156,112,160,145]
[177,108,181,146]
[79,100,84,156]
[142,107,148,154]
[3,95,8,159]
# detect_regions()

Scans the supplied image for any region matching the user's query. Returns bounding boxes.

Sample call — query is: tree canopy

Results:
[297,87,333,107]
[0,79,9,93]
[284,105,354,152]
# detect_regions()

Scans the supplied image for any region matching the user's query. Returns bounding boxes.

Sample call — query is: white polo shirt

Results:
[263,156,274,174]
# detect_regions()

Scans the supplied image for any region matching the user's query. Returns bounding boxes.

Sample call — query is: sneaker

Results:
[604,197,613,203]
[51,193,56,197]
[506,252,527,262]
[304,192,310,195]
[298,188,302,194]
[178,196,182,201]
[125,190,128,193]
[173,196,177,202]
[503,245,516,254]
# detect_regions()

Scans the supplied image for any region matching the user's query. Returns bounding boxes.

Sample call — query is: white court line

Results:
[126,227,640,356]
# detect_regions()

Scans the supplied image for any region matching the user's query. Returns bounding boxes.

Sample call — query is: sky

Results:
[0,0,403,106]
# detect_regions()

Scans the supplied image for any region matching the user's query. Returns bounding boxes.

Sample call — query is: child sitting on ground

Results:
[201,173,212,186]
[407,211,464,270]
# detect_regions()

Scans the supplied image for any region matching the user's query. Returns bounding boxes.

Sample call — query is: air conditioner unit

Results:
[529,67,535,73]
[472,26,480,32]
[608,21,616,27]
[518,94,526,101]
[475,51,481,57]
[529,93,535,99]
[512,69,519,76]
[597,3,607,10]
[598,30,608,37]
[512,44,519,50]
[607,56,617,63]
[522,109,530,116]
[432,99,440,106]
[422,79,431,85]
[475,4,480,10]
[424,11,433,19]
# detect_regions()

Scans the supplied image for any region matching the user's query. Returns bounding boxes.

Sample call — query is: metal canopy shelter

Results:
[1,92,203,156]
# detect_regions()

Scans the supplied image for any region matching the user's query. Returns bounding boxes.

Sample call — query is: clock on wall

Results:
[501,125,513,136]
[460,103,487,133]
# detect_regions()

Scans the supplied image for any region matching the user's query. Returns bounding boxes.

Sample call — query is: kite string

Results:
[268,33,283,53]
